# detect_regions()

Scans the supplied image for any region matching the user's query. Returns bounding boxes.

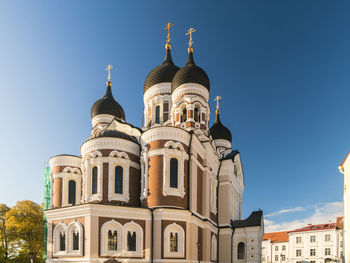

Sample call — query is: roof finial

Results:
[214,95,222,114]
[186,27,196,53]
[164,22,174,49]
[105,64,113,83]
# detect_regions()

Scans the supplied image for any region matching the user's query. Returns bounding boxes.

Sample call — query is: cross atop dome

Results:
[105,64,113,82]
[164,22,174,48]
[214,95,222,114]
[186,27,196,52]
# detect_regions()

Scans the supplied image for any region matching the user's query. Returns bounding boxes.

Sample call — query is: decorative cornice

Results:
[143,83,171,103]
[172,83,209,103]
[45,204,150,221]
[141,127,190,146]
[49,155,82,168]
[81,137,140,157]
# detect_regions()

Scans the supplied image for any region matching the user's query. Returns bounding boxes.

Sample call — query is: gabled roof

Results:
[288,223,336,233]
[263,231,289,243]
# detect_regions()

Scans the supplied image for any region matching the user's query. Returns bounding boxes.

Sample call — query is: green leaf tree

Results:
[0,204,10,263]
[6,201,43,263]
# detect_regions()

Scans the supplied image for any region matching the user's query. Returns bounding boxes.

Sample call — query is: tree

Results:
[6,201,43,262]
[0,204,10,263]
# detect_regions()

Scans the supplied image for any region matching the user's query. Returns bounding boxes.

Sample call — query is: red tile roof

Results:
[288,223,336,233]
[263,231,289,243]
[336,216,344,229]
[340,152,350,169]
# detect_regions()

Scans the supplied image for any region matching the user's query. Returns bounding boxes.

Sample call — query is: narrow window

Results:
[182,108,187,122]
[72,231,79,250]
[155,105,160,124]
[194,107,199,122]
[170,158,178,188]
[127,231,136,251]
[237,242,245,260]
[59,232,66,251]
[68,180,76,205]
[108,230,118,251]
[92,166,98,195]
[115,166,123,194]
[170,232,178,252]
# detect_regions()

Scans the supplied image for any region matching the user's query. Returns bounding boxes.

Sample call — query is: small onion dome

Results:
[144,44,180,93]
[209,112,232,142]
[171,48,210,93]
[91,81,125,120]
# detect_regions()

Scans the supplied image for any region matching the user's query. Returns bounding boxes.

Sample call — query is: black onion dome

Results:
[144,46,180,93]
[171,50,210,92]
[91,81,125,120]
[210,112,232,142]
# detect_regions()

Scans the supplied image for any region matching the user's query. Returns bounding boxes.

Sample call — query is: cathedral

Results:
[44,25,264,263]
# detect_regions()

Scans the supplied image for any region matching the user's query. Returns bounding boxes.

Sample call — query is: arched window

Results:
[115,166,123,194]
[237,242,245,260]
[72,232,79,250]
[194,107,200,122]
[60,232,66,251]
[127,231,136,251]
[92,166,98,195]
[182,108,187,122]
[101,220,122,256]
[170,158,178,188]
[108,230,118,251]
[170,232,178,252]
[155,105,160,124]
[123,221,143,256]
[68,180,76,205]
[163,223,185,257]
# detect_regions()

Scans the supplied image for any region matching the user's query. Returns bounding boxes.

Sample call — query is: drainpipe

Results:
[231,227,235,263]
[187,131,194,210]
[216,160,223,262]
[150,208,154,263]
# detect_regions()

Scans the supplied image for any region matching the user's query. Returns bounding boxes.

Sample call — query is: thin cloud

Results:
[264,201,343,232]
[265,206,305,218]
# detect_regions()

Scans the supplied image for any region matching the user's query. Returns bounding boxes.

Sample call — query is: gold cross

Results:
[214,96,222,113]
[105,64,113,82]
[164,22,174,45]
[186,27,196,48]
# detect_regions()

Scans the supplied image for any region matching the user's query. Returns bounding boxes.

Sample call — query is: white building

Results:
[262,218,344,263]
[339,153,350,263]
[262,231,289,263]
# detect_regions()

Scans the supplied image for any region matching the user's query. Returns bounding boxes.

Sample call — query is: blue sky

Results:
[0,0,348,230]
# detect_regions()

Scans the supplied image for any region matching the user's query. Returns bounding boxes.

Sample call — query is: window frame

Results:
[108,151,130,202]
[237,242,245,260]
[100,220,123,257]
[66,220,83,256]
[162,141,187,197]
[163,223,185,258]
[123,221,143,257]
